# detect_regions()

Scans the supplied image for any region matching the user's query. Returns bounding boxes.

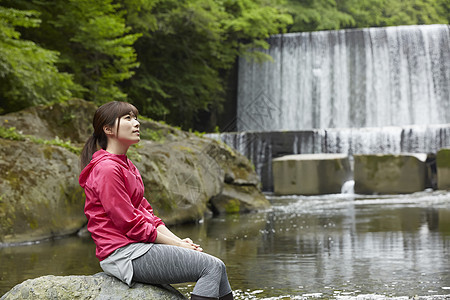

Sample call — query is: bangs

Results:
[115,102,139,119]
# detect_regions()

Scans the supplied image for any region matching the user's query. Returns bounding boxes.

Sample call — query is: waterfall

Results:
[237,24,450,131]
[213,24,450,191]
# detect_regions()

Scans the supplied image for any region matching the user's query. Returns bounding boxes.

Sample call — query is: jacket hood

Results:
[79,149,128,188]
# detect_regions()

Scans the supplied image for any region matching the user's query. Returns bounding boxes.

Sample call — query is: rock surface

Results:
[272,154,351,195]
[437,148,450,190]
[0,272,186,300]
[0,139,85,244]
[0,99,269,244]
[354,153,428,194]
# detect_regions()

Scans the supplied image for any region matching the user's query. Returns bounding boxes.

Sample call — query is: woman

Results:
[79,101,233,300]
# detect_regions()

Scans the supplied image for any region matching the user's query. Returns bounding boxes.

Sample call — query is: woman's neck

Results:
[105,139,129,155]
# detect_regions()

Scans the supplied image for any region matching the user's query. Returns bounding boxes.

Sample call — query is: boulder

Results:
[272,154,351,195]
[354,153,427,194]
[0,139,85,245]
[209,183,270,214]
[0,272,186,300]
[437,148,450,190]
[0,98,95,143]
[0,99,269,244]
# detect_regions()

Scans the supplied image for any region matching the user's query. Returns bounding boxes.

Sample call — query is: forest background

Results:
[0,0,448,131]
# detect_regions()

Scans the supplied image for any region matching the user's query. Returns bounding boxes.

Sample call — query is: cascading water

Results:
[237,24,450,131]
[210,24,450,191]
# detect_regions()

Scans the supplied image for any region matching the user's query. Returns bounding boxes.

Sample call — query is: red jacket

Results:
[79,149,164,261]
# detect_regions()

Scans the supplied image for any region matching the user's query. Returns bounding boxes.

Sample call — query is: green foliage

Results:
[338,0,448,28]
[0,6,77,114]
[0,126,24,140]
[0,126,81,154]
[140,128,166,142]
[285,0,354,32]
[285,0,449,32]
[28,0,142,104]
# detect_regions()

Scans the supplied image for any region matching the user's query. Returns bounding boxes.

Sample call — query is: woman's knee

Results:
[208,257,227,275]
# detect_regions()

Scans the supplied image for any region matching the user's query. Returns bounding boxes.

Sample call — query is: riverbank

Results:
[0,99,269,245]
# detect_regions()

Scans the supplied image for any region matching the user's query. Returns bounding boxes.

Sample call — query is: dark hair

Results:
[80,101,139,169]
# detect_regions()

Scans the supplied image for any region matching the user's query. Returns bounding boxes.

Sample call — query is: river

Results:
[2,190,450,299]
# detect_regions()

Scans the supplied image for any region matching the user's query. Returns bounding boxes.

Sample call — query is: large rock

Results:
[272,154,351,195]
[0,272,186,300]
[0,99,269,244]
[354,153,428,194]
[437,148,450,190]
[209,183,270,214]
[0,139,85,244]
[0,98,95,142]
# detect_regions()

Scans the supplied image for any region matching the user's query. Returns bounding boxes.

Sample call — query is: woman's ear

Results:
[103,125,113,136]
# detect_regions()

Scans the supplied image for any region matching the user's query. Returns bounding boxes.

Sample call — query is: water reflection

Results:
[2,191,450,299]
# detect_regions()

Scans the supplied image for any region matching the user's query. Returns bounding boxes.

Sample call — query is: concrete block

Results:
[437,148,450,190]
[354,153,427,194]
[272,154,351,195]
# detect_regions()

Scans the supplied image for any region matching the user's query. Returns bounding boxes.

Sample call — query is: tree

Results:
[0,6,76,114]
[284,0,354,32]
[338,0,448,28]
[284,0,448,32]
[5,0,141,104]
[120,0,293,129]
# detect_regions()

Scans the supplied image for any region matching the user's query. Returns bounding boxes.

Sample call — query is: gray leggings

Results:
[132,244,232,298]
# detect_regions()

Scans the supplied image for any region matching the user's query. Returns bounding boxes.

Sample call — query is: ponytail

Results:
[80,135,98,170]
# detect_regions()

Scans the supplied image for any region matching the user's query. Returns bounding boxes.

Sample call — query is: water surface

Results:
[2,190,450,299]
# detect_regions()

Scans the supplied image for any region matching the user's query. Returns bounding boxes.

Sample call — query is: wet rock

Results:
[354,153,427,194]
[210,183,270,214]
[272,154,351,195]
[0,272,186,300]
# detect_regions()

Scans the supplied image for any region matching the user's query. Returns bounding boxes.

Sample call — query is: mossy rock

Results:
[209,184,270,215]
[0,139,85,244]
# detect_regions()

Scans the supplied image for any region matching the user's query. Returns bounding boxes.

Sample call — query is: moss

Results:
[140,128,166,142]
[0,126,81,154]
[37,136,80,155]
[231,165,251,180]
[174,145,194,154]
[437,149,450,168]
[359,154,405,180]
[225,199,241,214]
[189,129,205,137]
[28,217,39,230]
[4,171,21,190]
[0,126,25,141]
[128,144,143,162]
[43,145,54,160]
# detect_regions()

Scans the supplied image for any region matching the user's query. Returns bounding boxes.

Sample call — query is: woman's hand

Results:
[180,238,203,252]
[155,226,203,252]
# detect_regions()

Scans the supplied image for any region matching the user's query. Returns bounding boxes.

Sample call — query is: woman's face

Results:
[114,113,140,145]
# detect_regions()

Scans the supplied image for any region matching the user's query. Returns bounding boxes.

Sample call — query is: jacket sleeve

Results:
[140,198,165,228]
[94,162,159,243]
